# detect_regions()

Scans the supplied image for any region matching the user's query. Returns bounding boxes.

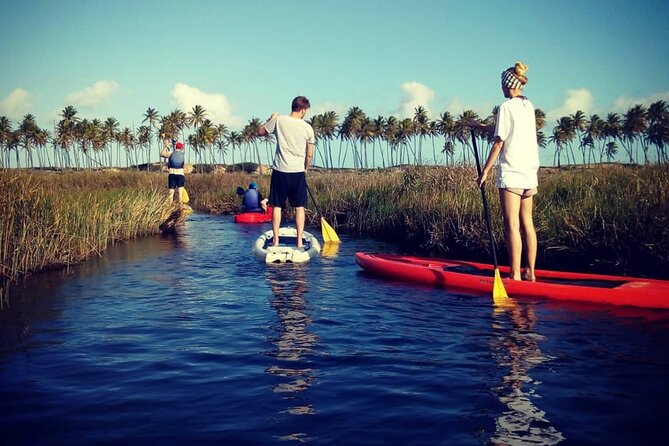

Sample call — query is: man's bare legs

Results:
[519,195,537,281]
[272,206,282,247]
[295,207,305,248]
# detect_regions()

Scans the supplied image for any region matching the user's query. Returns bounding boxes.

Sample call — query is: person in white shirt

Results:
[257,96,315,248]
[470,62,539,281]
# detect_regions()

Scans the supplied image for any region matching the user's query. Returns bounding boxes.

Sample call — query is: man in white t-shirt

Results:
[470,62,539,282]
[258,96,315,248]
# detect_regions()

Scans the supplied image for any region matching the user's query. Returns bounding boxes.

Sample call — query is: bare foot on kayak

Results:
[523,269,536,282]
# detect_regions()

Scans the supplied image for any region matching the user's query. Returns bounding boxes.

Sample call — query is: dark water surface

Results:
[2,213,668,445]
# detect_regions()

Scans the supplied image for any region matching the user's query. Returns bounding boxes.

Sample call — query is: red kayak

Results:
[234,206,273,223]
[355,252,669,309]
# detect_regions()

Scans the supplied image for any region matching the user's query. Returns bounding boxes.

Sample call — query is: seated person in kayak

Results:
[241,182,268,213]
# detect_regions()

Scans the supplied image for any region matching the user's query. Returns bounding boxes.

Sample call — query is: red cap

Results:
[176,142,184,149]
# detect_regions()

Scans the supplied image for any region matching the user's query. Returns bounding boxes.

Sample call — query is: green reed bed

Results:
[186,171,271,214]
[305,165,669,278]
[4,164,666,302]
[185,165,668,277]
[1,170,173,302]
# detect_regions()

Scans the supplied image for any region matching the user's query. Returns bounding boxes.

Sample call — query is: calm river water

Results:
[1,212,668,445]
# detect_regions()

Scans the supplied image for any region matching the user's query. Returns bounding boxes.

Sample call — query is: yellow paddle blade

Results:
[321,217,340,243]
[321,242,340,258]
[181,187,190,204]
[492,268,514,309]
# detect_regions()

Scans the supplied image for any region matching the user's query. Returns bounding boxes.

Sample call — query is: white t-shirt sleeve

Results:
[264,116,278,134]
[495,104,512,142]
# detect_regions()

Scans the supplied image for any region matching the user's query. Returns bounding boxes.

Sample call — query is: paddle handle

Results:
[471,133,500,270]
[306,182,323,217]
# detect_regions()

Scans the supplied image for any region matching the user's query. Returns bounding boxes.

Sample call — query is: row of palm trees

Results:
[1,100,668,170]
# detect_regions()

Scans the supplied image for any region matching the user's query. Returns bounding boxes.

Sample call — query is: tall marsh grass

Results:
[303,165,669,278]
[1,170,174,303]
[187,164,669,278]
[3,163,667,305]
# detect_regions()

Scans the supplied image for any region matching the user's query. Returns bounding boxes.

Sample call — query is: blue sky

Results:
[1,0,668,145]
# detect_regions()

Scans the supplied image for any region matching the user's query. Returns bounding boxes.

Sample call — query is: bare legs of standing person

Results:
[499,189,537,281]
[272,206,282,247]
[295,207,305,248]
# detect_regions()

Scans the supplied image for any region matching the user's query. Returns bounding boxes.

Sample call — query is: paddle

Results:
[181,187,190,204]
[306,182,340,243]
[471,132,510,305]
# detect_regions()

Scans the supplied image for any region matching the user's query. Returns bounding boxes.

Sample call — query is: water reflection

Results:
[264,264,318,434]
[0,233,189,356]
[321,242,340,258]
[490,303,565,445]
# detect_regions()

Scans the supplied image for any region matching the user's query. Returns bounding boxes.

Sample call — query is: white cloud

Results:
[397,81,435,118]
[65,80,118,108]
[547,88,594,121]
[309,101,346,117]
[611,91,669,113]
[171,83,242,127]
[0,88,33,120]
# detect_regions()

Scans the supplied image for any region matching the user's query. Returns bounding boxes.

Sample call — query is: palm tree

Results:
[603,113,621,163]
[339,107,365,168]
[455,110,478,164]
[413,106,430,165]
[396,118,415,165]
[137,125,152,169]
[118,128,135,168]
[570,111,587,164]
[213,123,229,165]
[188,105,207,131]
[319,111,339,169]
[534,108,547,131]
[227,131,243,167]
[142,107,160,164]
[58,106,79,168]
[308,114,329,168]
[435,112,455,165]
[18,114,40,168]
[77,119,106,168]
[604,141,619,162]
[358,116,375,168]
[102,117,120,167]
[552,116,576,166]
[243,117,263,167]
[647,100,668,163]
[0,116,12,167]
[383,116,399,166]
[621,104,647,163]
[372,115,386,168]
[585,114,605,163]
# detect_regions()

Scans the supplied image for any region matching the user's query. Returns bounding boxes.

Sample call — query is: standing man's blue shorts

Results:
[268,170,307,207]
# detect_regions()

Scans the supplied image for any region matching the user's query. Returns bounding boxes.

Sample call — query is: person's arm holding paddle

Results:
[469,119,495,135]
[258,113,278,137]
[160,138,172,159]
[476,137,504,187]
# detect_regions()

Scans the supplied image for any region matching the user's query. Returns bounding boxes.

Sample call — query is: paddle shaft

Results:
[306,183,324,216]
[471,133,500,269]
